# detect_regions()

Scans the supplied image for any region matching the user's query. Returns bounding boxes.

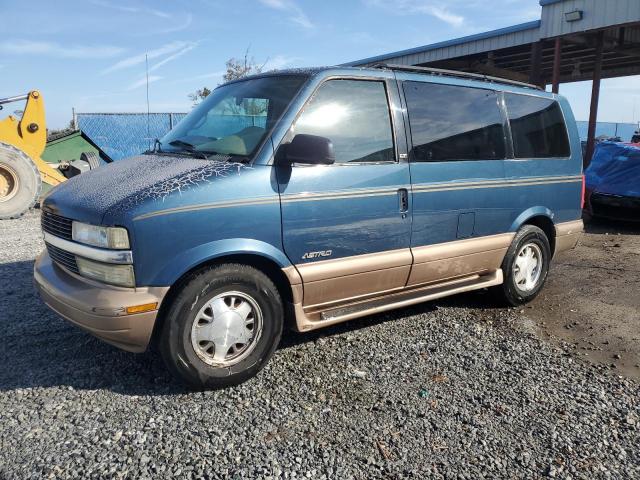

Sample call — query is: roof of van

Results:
[224,65,552,97]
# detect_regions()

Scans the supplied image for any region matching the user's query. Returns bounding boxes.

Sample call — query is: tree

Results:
[187,87,211,105]
[188,48,266,105]
[223,49,265,82]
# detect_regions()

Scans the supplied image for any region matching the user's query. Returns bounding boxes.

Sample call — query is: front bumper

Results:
[34,251,169,353]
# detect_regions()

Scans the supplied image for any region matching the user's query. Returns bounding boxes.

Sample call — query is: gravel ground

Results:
[1,211,639,479]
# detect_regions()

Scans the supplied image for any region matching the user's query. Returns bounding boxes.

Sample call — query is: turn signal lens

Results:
[126,303,158,315]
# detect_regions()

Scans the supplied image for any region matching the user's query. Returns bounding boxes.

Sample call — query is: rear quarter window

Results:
[504,93,570,159]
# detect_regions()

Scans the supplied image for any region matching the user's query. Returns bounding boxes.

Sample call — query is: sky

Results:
[1,0,639,129]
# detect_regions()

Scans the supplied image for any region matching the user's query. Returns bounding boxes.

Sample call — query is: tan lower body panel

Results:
[302,265,411,309]
[34,251,168,353]
[293,248,413,309]
[554,219,584,255]
[286,234,513,332]
[293,270,503,332]
[408,233,514,286]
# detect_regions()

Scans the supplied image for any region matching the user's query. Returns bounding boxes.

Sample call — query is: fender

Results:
[150,238,292,286]
[509,206,555,233]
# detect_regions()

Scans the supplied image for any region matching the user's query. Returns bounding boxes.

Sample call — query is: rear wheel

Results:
[0,142,42,219]
[159,264,284,389]
[493,225,551,306]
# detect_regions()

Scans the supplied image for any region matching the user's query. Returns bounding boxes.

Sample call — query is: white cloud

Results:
[152,13,194,35]
[419,6,464,27]
[258,0,314,29]
[148,42,198,73]
[364,0,465,28]
[90,0,171,19]
[101,41,197,74]
[0,39,124,58]
[126,75,162,90]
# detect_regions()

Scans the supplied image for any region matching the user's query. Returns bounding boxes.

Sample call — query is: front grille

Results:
[41,211,73,240]
[46,242,79,274]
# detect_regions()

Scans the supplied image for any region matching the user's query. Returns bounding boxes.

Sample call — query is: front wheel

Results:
[493,225,551,306]
[159,264,284,389]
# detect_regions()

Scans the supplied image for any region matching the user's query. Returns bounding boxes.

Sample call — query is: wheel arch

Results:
[509,207,556,256]
[151,251,296,346]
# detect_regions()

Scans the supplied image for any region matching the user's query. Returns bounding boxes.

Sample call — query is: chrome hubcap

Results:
[513,242,543,292]
[190,291,263,367]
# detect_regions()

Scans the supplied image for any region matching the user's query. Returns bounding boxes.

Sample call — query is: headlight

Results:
[72,222,130,249]
[76,257,135,287]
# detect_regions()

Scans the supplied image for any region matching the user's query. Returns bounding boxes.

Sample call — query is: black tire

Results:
[159,264,284,389]
[0,142,42,219]
[493,225,551,306]
[80,151,100,170]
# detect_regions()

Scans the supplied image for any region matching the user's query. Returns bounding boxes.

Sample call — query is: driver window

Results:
[292,80,395,163]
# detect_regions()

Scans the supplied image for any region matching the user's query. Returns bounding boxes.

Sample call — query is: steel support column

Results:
[552,38,562,94]
[529,41,543,87]
[585,31,604,167]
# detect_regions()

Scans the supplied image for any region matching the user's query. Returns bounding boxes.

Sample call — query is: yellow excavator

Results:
[0,91,102,219]
[0,91,65,219]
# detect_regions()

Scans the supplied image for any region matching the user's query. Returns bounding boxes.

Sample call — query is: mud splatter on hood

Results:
[43,154,247,224]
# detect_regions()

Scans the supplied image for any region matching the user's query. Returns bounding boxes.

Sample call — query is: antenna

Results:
[146,53,151,150]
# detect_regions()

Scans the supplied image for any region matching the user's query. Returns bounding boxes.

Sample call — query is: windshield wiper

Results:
[168,140,209,159]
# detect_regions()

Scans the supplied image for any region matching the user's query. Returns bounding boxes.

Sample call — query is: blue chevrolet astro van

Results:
[35,65,584,388]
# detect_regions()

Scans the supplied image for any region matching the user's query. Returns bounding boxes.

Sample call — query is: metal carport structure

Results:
[347,0,640,165]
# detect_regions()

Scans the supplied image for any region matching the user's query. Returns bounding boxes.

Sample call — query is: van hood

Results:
[43,153,247,225]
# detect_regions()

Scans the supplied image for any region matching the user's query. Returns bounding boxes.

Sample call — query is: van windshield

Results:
[160,75,307,158]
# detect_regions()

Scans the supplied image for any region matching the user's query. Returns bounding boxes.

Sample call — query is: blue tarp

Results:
[585,141,640,198]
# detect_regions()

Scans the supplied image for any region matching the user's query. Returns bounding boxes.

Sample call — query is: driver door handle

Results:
[398,188,409,216]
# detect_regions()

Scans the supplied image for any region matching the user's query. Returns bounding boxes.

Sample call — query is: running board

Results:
[293,270,503,331]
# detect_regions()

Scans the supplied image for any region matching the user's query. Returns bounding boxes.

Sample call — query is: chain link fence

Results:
[576,121,638,142]
[76,113,187,161]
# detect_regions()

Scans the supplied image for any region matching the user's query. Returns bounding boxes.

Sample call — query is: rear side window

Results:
[293,80,395,163]
[504,93,570,158]
[404,81,506,162]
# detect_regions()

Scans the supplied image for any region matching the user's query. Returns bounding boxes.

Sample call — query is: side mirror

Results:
[284,134,335,165]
